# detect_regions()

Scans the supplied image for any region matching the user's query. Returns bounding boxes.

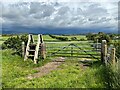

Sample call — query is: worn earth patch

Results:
[27,57,65,80]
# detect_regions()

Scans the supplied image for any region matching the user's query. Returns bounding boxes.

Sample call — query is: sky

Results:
[0,0,119,34]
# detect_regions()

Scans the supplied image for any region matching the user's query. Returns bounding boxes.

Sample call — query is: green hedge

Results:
[49,35,68,41]
[2,34,28,56]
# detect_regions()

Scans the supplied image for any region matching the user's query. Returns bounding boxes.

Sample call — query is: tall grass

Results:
[2,49,51,88]
[102,64,120,89]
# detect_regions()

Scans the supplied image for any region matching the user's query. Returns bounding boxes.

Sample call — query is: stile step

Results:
[28,50,35,52]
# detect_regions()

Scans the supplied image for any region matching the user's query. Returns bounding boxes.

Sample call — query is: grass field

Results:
[2,49,106,88]
[1,34,111,88]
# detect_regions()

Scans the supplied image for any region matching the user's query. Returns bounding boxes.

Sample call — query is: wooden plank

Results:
[34,34,41,64]
[27,50,35,52]
[24,34,31,61]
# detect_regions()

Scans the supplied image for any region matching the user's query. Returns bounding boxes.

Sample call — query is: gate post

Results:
[96,39,98,51]
[22,41,25,57]
[110,48,116,67]
[40,43,46,59]
[101,40,107,64]
[40,34,46,59]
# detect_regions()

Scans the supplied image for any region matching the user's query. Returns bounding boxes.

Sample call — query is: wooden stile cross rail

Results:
[23,34,46,64]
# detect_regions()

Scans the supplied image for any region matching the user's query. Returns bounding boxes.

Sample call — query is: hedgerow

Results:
[49,35,68,41]
[2,34,28,56]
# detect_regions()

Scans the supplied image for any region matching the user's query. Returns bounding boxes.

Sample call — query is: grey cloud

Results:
[77,8,83,14]
[0,3,2,17]
[84,3,108,17]
[30,2,55,17]
[57,6,69,15]
[2,3,29,20]
[1,2,117,29]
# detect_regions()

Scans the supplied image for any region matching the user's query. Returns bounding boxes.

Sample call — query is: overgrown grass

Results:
[14,59,105,88]
[2,49,51,88]
[2,50,105,88]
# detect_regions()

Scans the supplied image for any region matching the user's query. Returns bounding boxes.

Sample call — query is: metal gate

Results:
[45,41,101,60]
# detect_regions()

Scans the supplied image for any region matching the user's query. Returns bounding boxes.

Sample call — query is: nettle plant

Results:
[2,34,28,56]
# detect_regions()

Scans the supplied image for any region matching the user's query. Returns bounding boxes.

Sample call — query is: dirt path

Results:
[27,57,65,80]
[26,57,94,80]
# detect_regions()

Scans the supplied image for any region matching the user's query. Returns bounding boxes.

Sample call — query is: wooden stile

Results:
[24,34,46,64]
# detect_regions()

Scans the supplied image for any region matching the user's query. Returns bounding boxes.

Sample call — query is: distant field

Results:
[34,35,58,42]
[0,34,87,44]
[52,35,87,41]
[34,35,87,42]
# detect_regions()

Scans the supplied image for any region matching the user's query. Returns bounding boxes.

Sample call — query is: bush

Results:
[113,40,120,58]
[86,32,111,44]
[2,34,28,56]
[71,37,77,41]
[49,35,68,41]
[80,38,85,41]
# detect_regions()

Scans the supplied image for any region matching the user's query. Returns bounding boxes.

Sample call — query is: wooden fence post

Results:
[110,48,116,66]
[40,43,46,59]
[101,40,107,63]
[104,44,107,64]
[40,34,46,59]
[22,41,25,57]
[96,39,98,51]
